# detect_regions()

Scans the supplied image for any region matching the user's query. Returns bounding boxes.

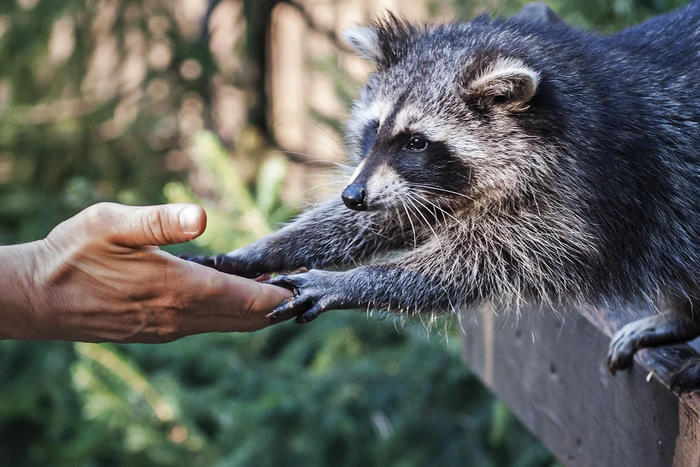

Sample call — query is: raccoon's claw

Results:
[266,270,350,324]
[607,320,660,374]
[268,297,331,324]
[178,253,261,278]
[607,329,639,375]
[266,274,300,293]
[266,295,313,324]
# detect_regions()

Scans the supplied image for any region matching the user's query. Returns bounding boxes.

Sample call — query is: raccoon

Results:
[183,2,700,391]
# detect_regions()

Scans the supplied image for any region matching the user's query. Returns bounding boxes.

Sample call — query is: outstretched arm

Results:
[266,239,472,323]
[182,197,422,278]
[0,203,293,343]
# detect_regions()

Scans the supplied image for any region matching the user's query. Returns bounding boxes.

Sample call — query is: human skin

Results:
[0,202,293,343]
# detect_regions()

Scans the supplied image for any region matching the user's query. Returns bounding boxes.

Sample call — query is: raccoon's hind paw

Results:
[266,270,352,324]
[670,360,700,394]
[177,253,262,279]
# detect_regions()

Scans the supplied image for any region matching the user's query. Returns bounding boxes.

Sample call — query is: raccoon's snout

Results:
[342,183,368,211]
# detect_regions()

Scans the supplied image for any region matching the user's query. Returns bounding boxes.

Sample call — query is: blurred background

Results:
[0,0,689,465]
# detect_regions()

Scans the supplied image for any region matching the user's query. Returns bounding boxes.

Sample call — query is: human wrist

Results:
[0,240,48,340]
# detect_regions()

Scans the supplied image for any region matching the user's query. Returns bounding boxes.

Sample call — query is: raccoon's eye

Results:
[405,136,428,152]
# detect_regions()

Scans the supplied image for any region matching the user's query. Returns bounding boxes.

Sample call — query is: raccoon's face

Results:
[341,108,473,212]
[341,17,547,214]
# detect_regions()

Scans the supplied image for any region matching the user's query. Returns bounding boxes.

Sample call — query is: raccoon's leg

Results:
[180,198,418,278]
[606,297,700,375]
[266,240,469,323]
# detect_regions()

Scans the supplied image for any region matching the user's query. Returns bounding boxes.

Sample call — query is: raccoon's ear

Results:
[465,57,540,110]
[342,14,417,69]
[510,2,565,25]
[342,27,383,63]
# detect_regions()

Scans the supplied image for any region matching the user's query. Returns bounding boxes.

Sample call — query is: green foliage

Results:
[163,130,295,255]
[0,0,212,243]
[0,317,557,466]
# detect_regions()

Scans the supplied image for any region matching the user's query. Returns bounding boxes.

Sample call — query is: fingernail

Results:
[179,207,199,234]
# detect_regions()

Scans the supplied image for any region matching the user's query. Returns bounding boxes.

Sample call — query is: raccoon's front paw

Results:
[266,270,354,324]
[177,253,263,279]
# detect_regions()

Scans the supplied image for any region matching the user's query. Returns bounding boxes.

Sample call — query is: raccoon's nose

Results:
[342,184,367,211]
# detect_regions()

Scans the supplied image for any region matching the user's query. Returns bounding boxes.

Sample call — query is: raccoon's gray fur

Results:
[183,2,700,391]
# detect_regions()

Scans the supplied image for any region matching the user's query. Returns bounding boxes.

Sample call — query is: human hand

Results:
[2,202,293,343]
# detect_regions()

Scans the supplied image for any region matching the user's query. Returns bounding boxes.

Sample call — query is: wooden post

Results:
[461,304,700,466]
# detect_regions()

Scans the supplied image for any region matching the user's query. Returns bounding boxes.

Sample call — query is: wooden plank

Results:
[460,304,700,466]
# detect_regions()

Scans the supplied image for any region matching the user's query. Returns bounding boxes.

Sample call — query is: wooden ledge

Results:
[460,304,700,466]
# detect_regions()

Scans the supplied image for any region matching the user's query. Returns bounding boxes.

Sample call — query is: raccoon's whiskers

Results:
[394,204,417,252]
[268,150,354,171]
[347,215,376,266]
[406,196,452,271]
[404,194,442,249]
[410,192,446,221]
[286,111,346,156]
[411,184,475,201]
[407,194,454,274]
[309,111,352,118]
[411,192,460,224]
[394,205,406,241]
[302,136,347,161]
[326,161,354,170]
[399,197,419,250]
[301,180,347,195]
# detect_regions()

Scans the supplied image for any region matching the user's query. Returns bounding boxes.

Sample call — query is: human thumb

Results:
[97,202,207,247]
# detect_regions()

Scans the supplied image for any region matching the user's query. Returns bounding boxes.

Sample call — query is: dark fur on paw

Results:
[606,313,699,375]
[607,323,657,375]
[671,359,700,395]
[266,270,351,324]
[177,253,261,278]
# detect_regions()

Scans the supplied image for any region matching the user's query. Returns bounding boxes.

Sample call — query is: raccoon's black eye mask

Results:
[360,120,379,157]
